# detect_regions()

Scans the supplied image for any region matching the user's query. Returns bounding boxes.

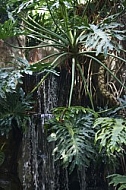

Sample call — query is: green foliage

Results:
[47,106,97,172]
[0,69,23,98]
[108,174,126,190]
[16,0,126,107]
[0,1,125,188]
[84,22,125,56]
[94,104,126,189]
[0,87,33,136]
[7,0,45,14]
[0,57,32,98]
[0,57,33,136]
[0,19,22,39]
[1,0,125,108]
[0,57,33,135]
[94,117,126,155]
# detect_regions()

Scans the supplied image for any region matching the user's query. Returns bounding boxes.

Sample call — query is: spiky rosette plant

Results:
[6,0,126,108]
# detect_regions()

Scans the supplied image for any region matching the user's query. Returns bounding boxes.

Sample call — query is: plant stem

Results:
[69,57,75,107]
[77,63,94,110]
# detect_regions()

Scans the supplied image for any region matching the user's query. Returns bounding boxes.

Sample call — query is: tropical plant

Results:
[0,19,22,39]
[0,0,126,189]
[0,87,33,136]
[0,38,33,135]
[47,106,97,172]
[0,57,32,98]
[94,117,126,156]
[93,110,126,189]
[107,174,126,190]
[4,0,126,109]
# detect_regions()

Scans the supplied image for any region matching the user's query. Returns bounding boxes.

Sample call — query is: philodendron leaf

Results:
[85,21,125,56]
[94,117,126,155]
[47,106,96,173]
[118,185,126,190]
[108,174,126,190]
[85,24,114,56]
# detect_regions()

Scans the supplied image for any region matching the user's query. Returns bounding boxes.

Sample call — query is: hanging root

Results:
[98,63,120,106]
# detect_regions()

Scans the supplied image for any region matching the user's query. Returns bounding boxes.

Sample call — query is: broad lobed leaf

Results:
[94,117,126,155]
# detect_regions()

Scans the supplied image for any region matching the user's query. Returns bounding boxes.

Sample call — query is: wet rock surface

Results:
[0,128,22,190]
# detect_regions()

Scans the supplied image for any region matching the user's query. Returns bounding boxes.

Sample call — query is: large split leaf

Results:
[84,22,125,56]
[0,88,33,135]
[108,174,126,190]
[94,117,126,155]
[47,106,97,172]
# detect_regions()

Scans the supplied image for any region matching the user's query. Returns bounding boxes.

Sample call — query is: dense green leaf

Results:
[0,19,22,39]
[0,58,32,98]
[2,0,125,107]
[47,106,96,172]
[108,174,126,190]
[94,117,126,155]
[0,87,33,135]
[84,22,125,56]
